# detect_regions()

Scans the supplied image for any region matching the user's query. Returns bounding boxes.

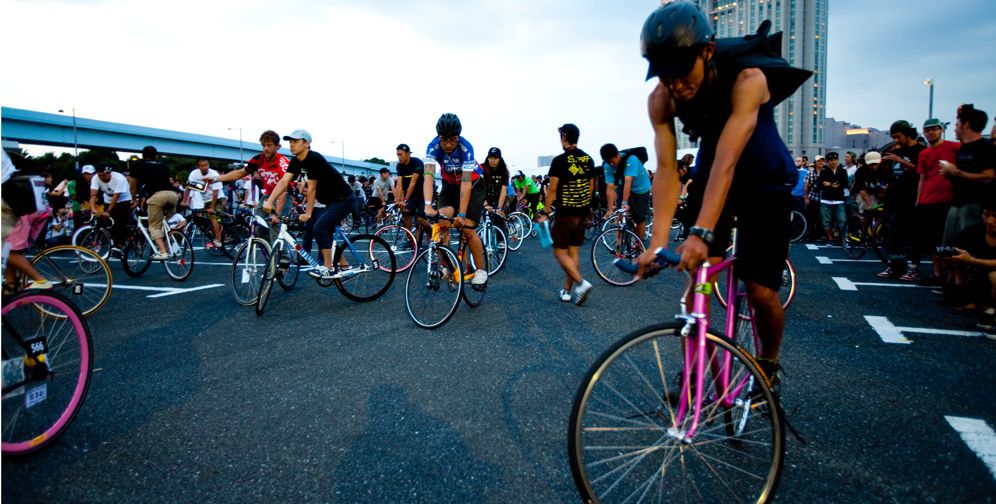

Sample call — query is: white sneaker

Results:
[471,269,488,285]
[25,279,53,290]
[559,289,572,302]
[573,279,593,306]
[308,266,334,280]
[151,252,169,261]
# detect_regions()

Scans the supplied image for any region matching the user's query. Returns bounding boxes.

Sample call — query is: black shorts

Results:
[368,197,383,210]
[438,180,485,224]
[524,193,540,213]
[630,192,651,224]
[551,215,586,249]
[687,189,793,291]
[404,196,425,217]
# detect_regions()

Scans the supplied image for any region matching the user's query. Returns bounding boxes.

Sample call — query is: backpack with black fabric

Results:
[614,147,650,186]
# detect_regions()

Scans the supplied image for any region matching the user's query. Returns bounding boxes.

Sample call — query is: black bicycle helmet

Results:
[641,1,715,80]
[435,113,462,136]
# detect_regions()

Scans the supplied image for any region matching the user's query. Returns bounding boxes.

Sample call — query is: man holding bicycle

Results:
[637,1,811,389]
[421,113,487,286]
[216,130,290,242]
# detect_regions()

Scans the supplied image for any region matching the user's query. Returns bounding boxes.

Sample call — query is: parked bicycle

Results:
[591,208,647,286]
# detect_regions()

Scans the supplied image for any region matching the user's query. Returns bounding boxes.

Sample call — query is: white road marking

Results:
[864,315,986,344]
[146,284,225,298]
[832,277,920,291]
[84,282,224,298]
[806,244,818,250]
[945,416,996,480]
[816,256,833,264]
[816,256,881,264]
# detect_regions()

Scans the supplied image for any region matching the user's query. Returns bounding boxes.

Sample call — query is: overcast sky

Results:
[2,0,994,175]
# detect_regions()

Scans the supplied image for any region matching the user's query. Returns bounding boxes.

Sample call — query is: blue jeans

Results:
[314,195,357,250]
[820,202,846,233]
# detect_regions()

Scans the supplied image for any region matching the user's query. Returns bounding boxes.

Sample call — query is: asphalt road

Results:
[3,237,995,503]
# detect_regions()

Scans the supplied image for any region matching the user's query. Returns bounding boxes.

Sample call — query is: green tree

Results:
[364,157,389,166]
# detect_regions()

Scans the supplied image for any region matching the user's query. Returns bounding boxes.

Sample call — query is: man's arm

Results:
[622,176,634,207]
[264,172,296,211]
[941,161,994,183]
[422,163,436,207]
[457,171,473,221]
[302,179,317,220]
[692,69,768,233]
[643,83,682,254]
[541,176,559,219]
[89,188,99,211]
[216,168,248,183]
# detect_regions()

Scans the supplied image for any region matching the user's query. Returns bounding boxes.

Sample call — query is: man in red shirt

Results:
[912,118,960,284]
[217,130,289,241]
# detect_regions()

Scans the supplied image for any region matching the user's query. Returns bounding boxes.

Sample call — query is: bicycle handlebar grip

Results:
[613,247,681,274]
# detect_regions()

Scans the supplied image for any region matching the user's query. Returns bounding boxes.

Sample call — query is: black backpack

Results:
[613,147,649,186]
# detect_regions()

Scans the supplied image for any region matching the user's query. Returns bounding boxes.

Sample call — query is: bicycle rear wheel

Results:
[404,246,462,329]
[460,246,488,308]
[230,238,271,306]
[509,212,532,241]
[506,216,525,251]
[333,234,395,302]
[870,214,892,265]
[591,227,645,287]
[2,291,93,456]
[162,231,194,281]
[121,235,152,278]
[73,226,112,261]
[29,245,113,318]
[373,224,418,272]
[275,240,300,291]
[568,323,784,503]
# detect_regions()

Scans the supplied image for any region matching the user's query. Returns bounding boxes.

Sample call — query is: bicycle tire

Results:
[333,234,396,302]
[121,234,152,278]
[275,240,300,291]
[230,238,271,306]
[506,216,525,251]
[870,214,892,265]
[255,246,279,316]
[787,209,807,243]
[568,322,784,503]
[842,215,867,259]
[162,230,194,281]
[714,251,796,317]
[591,227,645,287]
[404,246,462,329]
[373,225,418,272]
[478,225,507,276]
[460,244,488,308]
[29,245,113,318]
[669,218,685,244]
[220,223,246,260]
[508,212,532,240]
[73,226,112,261]
[1,291,93,456]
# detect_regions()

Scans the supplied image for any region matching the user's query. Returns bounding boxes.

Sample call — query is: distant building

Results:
[537,155,556,169]
[824,117,893,154]
[677,0,828,156]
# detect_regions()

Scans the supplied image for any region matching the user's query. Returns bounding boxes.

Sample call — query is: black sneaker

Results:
[756,359,782,400]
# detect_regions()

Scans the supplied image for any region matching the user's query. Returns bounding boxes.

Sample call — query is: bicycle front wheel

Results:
[275,240,300,291]
[569,323,784,504]
[404,246,462,329]
[73,226,112,261]
[29,245,113,318]
[162,231,194,281]
[255,246,279,316]
[460,245,488,308]
[506,216,525,251]
[230,238,271,306]
[787,210,807,243]
[842,215,866,259]
[373,225,418,272]
[478,225,507,275]
[121,235,152,278]
[591,227,645,287]
[2,291,93,456]
[333,234,395,302]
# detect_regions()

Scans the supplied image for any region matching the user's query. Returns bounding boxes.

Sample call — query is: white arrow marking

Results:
[864,315,986,344]
[945,416,996,480]
[832,277,921,291]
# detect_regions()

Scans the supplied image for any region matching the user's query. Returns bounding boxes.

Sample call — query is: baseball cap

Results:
[922,118,948,129]
[81,164,96,174]
[826,152,839,160]
[283,129,312,143]
[864,151,882,165]
[558,123,580,144]
[814,155,825,162]
[396,144,411,153]
[487,147,502,158]
[99,165,115,173]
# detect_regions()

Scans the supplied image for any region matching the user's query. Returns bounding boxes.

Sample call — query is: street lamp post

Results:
[228,127,244,164]
[58,108,78,171]
[923,79,934,119]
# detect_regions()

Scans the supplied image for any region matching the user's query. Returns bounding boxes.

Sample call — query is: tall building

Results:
[671,0,828,157]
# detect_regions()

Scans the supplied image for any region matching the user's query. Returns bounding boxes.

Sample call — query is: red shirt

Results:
[916,140,958,205]
[246,153,289,196]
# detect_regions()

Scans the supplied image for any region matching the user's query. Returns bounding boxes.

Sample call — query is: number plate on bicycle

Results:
[72,283,84,296]
[693,283,712,295]
[25,383,47,408]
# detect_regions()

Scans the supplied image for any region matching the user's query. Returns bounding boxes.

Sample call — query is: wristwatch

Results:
[688,226,715,245]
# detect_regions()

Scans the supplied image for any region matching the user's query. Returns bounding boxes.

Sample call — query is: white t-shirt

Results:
[90,172,133,204]
[187,169,223,210]
[242,177,260,206]
[351,181,366,202]
[372,176,393,200]
[166,212,186,229]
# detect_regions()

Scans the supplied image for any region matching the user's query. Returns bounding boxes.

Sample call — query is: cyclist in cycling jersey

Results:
[263,129,356,280]
[513,171,541,217]
[637,2,812,389]
[421,113,488,285]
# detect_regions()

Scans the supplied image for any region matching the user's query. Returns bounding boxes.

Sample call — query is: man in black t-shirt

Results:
[263,129,356,281]
[941,104,995,246]
[879,120,927,278]
[537,123,595,305]
[128,146,178,260]
[394,144,425,230]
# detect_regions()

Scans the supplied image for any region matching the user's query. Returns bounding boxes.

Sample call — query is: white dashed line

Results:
[832,276,919,291]
[864,315,987,344]
[945,416,996,480]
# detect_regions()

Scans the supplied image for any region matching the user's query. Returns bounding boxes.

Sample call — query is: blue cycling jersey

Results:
[425,137,482,185]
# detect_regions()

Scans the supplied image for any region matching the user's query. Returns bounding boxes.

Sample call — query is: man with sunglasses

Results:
[421,113,488,286]
[636,1,812,391]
